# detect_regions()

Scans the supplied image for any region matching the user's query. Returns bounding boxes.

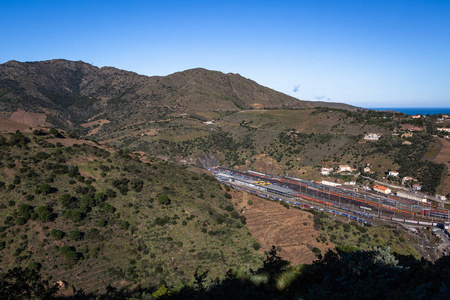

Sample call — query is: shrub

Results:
[97,219,107,227]
[51,229,64,240]
[120,221,130,230]
[252,241,261,250]
[16,217,27,226]
[158,194,171,205]
[224,192,232,199]
[69,229,82,241]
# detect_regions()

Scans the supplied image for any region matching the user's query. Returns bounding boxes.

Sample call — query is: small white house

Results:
[402,176,414,182]
[413,184,422,191]
[339,165,352,172]
[436,195,447,201]
[321,168,333,176]
[363,167,371,173]
[364,133,380,141]
[389,171,399,177]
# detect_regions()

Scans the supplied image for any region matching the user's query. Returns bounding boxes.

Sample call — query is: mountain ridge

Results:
[0,59,361,130]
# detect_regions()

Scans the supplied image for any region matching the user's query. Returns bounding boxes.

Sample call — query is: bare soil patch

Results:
[0,116,34,132]
[81,119,110,136]
[232,191,334,265]
[46,138,98,147]
[9,109,48,127]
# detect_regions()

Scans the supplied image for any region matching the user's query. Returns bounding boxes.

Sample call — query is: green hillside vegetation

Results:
[3,245,450,299]
[0,131,262,294]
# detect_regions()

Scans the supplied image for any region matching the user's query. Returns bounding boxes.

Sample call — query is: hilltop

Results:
[0,59,358,130]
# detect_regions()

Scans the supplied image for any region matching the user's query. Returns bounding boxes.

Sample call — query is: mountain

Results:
[0,59,359,129]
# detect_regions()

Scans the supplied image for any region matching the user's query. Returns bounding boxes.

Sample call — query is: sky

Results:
[1,0,449,108]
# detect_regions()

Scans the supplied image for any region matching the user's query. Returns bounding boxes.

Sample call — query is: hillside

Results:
[0,130,264,294]
[1,59,446,195]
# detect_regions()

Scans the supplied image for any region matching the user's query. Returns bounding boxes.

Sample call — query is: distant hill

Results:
[0,59,359,129]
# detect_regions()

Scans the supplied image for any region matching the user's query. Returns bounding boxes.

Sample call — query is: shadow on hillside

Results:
[3,246,450,300]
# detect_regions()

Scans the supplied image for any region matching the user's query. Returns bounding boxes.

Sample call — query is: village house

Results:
[413,184,422,191]
[402,176,414,182]
[388,171,399,177]
[437,128,450,133]
[401,132,413,138]
[374,185,391,194]
[321,168,333,176]
[339,165,352,172]
[363,167,371,173]
[411,114,422,119]
[402,141,412,145]
[364,133,380,141]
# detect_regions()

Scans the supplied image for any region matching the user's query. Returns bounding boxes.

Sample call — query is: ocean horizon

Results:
[366,107,450,116]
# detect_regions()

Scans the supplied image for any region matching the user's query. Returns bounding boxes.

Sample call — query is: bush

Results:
[158,194,171,205]
[312,247,321,256]
[224,192,232,199]
[16,217,27,226]
[69,229,82,241]
[120,221,130,230]
[97,219,107,227]
[252,241,261,250]
[51,229,65,240]
[247,199,253,205]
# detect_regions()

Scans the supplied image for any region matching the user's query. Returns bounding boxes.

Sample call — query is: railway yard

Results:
[211,167,450,227]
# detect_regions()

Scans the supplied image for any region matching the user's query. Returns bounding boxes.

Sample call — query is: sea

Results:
[367,107,450,116]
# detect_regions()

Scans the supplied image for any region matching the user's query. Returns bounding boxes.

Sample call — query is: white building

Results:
[321,181,342,187]
[339,165,352,172]
[389,171,399,177]
[364,133,380,141]
[321,168,333,176]
[436,195,447,201]
[397,190,427,203]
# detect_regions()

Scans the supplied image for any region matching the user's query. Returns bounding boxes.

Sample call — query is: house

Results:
[413,184,422,191]
[411,114,422,119]
[389,171,399,177]
[402,176,414,182]
[436,195,447,201]
[402,141,412,145]
[363,167,371,173]
[437,128,450,133]
[364,133,380,141]
[401,132,413,138]
[374,185,391,194]
[321,168,333,176]
[339,165,352,172]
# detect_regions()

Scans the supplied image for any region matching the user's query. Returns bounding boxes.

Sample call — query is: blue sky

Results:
[1,0,449,108]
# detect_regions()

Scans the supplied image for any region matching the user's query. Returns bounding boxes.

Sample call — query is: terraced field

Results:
[232,192,334,265]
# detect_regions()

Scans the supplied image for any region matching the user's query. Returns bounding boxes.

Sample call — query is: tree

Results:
[36,206,52,222]
[0,267,58,299]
